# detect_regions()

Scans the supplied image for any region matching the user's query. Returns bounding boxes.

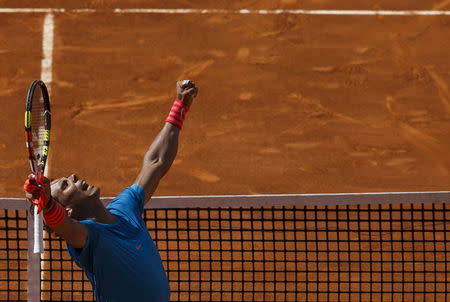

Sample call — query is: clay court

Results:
[0,1,449,301]
[0,1,449,197]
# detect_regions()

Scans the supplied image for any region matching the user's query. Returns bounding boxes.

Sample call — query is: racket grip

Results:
[33,206,44,254]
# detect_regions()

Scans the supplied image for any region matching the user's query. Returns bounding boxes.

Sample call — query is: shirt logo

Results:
[135,243,142,250]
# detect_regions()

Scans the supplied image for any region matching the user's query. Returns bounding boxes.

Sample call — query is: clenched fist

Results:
[176,80,198,107]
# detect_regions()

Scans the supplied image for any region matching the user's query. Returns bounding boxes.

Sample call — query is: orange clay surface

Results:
[0,1,449,199]
[0,2,449,302]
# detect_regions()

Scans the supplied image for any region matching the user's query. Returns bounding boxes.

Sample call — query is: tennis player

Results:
[24,80,198,302]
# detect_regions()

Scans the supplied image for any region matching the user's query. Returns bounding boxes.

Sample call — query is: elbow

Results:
[143,158,171,174]
[143,156,159,166]
[143,150,165,167]
[143,151,175,171]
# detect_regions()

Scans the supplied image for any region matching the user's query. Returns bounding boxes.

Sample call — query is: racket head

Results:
[25,80,51,177]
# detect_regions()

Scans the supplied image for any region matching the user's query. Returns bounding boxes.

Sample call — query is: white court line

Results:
[41,13,54,88]
[0,8,59,13]
[40,10,55,255]
[32,13,54,255]
[29,12,55,302]
[0,8,449,15]
[36,12,53,252]
[114,8,450,15]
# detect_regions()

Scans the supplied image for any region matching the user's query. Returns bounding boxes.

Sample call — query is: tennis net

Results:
[1,192,450,301]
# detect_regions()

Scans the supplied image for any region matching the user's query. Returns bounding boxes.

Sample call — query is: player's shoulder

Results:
[108,184,145,206]
[105,184,146,228]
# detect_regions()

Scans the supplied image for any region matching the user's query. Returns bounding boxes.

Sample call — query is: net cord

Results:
[1,191,450,210]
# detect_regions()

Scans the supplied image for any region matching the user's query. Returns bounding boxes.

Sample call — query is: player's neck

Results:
[90,205,116,224]
[75,199,116,224]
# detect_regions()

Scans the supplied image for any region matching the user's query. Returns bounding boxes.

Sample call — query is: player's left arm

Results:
[134,81,198,203]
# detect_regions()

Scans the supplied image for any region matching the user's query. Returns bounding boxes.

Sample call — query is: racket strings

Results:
[31,92,46,161]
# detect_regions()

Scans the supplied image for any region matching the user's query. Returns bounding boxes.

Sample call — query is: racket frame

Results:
[25,80,51,254]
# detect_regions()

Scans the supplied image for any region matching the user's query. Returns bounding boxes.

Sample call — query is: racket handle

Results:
[33,206,44,253]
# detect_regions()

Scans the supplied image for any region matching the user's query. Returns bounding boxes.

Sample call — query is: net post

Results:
[27,209,41,302]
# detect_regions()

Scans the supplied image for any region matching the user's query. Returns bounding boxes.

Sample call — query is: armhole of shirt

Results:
[67,221,98,271]
[131,184,145,213]
[106,184,146,228]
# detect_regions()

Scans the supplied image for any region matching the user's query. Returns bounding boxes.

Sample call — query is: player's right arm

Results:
[24,178,88,249]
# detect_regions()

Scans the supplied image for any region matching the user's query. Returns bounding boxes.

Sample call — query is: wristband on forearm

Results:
[43,199,67,228]
[165,99,190,129]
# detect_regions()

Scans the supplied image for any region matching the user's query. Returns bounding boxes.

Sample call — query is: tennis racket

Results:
[25,80,51,254]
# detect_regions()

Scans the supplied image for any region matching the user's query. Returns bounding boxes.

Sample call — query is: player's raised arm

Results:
[134,80,198,203]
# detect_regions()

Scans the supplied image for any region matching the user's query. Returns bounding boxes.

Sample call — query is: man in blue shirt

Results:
[24,80,198,301]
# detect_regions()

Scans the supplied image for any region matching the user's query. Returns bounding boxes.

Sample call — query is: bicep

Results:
[134,162,164,203]
[53,217,88,248]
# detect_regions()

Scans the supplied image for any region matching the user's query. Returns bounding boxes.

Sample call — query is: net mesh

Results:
[2,202,450,301]
[0,210,28,301]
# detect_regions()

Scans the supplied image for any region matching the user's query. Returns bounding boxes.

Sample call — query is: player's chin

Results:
[88,186,100,197]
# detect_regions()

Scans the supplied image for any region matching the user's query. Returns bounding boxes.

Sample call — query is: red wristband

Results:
[43,201,67,228]
[165,99,190,129]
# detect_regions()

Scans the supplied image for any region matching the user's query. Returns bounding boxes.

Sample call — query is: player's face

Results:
[50,174,100,207]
